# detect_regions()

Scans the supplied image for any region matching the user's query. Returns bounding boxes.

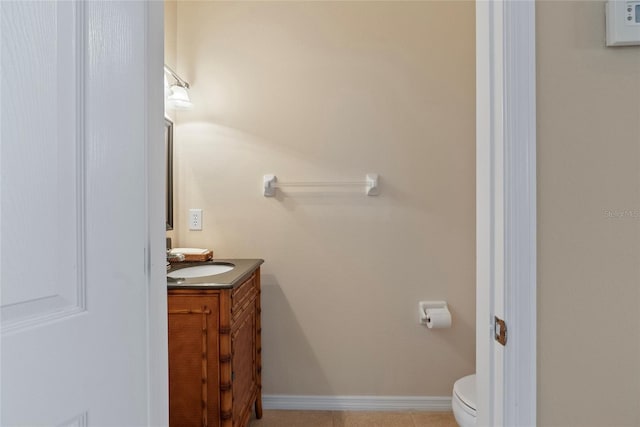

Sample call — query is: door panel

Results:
[232,305,257,425]
[168,294,221,427]
[1,0,85,332]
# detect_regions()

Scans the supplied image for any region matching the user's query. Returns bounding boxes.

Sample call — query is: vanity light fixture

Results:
[164,74,171,98]
[164,64,192,110]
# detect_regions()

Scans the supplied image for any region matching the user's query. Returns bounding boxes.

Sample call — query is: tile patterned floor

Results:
[249,410,457,427]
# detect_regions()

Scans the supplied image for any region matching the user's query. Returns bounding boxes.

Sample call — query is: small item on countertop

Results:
[169,248,213,262]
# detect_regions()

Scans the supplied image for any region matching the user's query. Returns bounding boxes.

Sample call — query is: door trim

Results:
[145,1,169,425]
[476,0,537,426]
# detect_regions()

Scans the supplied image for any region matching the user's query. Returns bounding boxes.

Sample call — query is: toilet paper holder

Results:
[418,300,450,325]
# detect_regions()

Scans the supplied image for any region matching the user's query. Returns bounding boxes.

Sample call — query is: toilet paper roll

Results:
[426,308,452,329]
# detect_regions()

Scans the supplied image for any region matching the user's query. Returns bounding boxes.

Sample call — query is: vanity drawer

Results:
[231,273,258,320]
[232,273,256,306]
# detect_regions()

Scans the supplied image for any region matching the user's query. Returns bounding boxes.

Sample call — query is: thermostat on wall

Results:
[606,0,640,46]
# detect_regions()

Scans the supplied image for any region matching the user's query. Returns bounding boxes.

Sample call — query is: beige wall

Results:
[537,1,640,425]
[172,1,475,396]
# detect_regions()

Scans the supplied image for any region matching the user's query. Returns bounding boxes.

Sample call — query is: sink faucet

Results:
[167,250,185,270]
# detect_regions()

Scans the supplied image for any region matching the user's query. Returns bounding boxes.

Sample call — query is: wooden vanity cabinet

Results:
[168,268,262,427]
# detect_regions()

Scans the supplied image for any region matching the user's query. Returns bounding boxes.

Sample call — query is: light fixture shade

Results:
[164,75,171,98]
[167,84,192,110]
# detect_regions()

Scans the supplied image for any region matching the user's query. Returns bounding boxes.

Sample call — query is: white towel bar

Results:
[263,174,379,197]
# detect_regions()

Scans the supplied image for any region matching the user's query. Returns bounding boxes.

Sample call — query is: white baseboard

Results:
[262,395,452,412]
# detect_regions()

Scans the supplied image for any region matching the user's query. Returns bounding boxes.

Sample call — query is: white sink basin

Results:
[167,264,234,279]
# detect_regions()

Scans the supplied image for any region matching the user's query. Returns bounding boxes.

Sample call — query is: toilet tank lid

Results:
[454,374,476,409]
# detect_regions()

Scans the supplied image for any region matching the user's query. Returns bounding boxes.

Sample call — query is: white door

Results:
[1,1,167,426]
[476,1,537,426]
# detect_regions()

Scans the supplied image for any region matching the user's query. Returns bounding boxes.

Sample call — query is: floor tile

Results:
[411,411,458,427]
[332,411,414,427]
[249,410,334,427]
[248,409,458,427]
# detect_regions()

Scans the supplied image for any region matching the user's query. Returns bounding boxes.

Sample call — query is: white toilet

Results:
[452,374,476,427]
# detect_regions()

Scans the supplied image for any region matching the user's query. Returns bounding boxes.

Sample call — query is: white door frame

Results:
[145,1,169,426]
[476,1,537,426]
[139,0,537,424]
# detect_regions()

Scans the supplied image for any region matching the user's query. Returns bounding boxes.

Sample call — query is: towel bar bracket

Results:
[263,174,277,197]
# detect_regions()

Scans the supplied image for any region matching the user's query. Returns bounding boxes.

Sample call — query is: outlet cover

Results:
[189,209,202,230]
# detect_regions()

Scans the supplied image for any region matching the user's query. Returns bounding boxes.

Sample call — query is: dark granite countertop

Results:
[167,258,263,289]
